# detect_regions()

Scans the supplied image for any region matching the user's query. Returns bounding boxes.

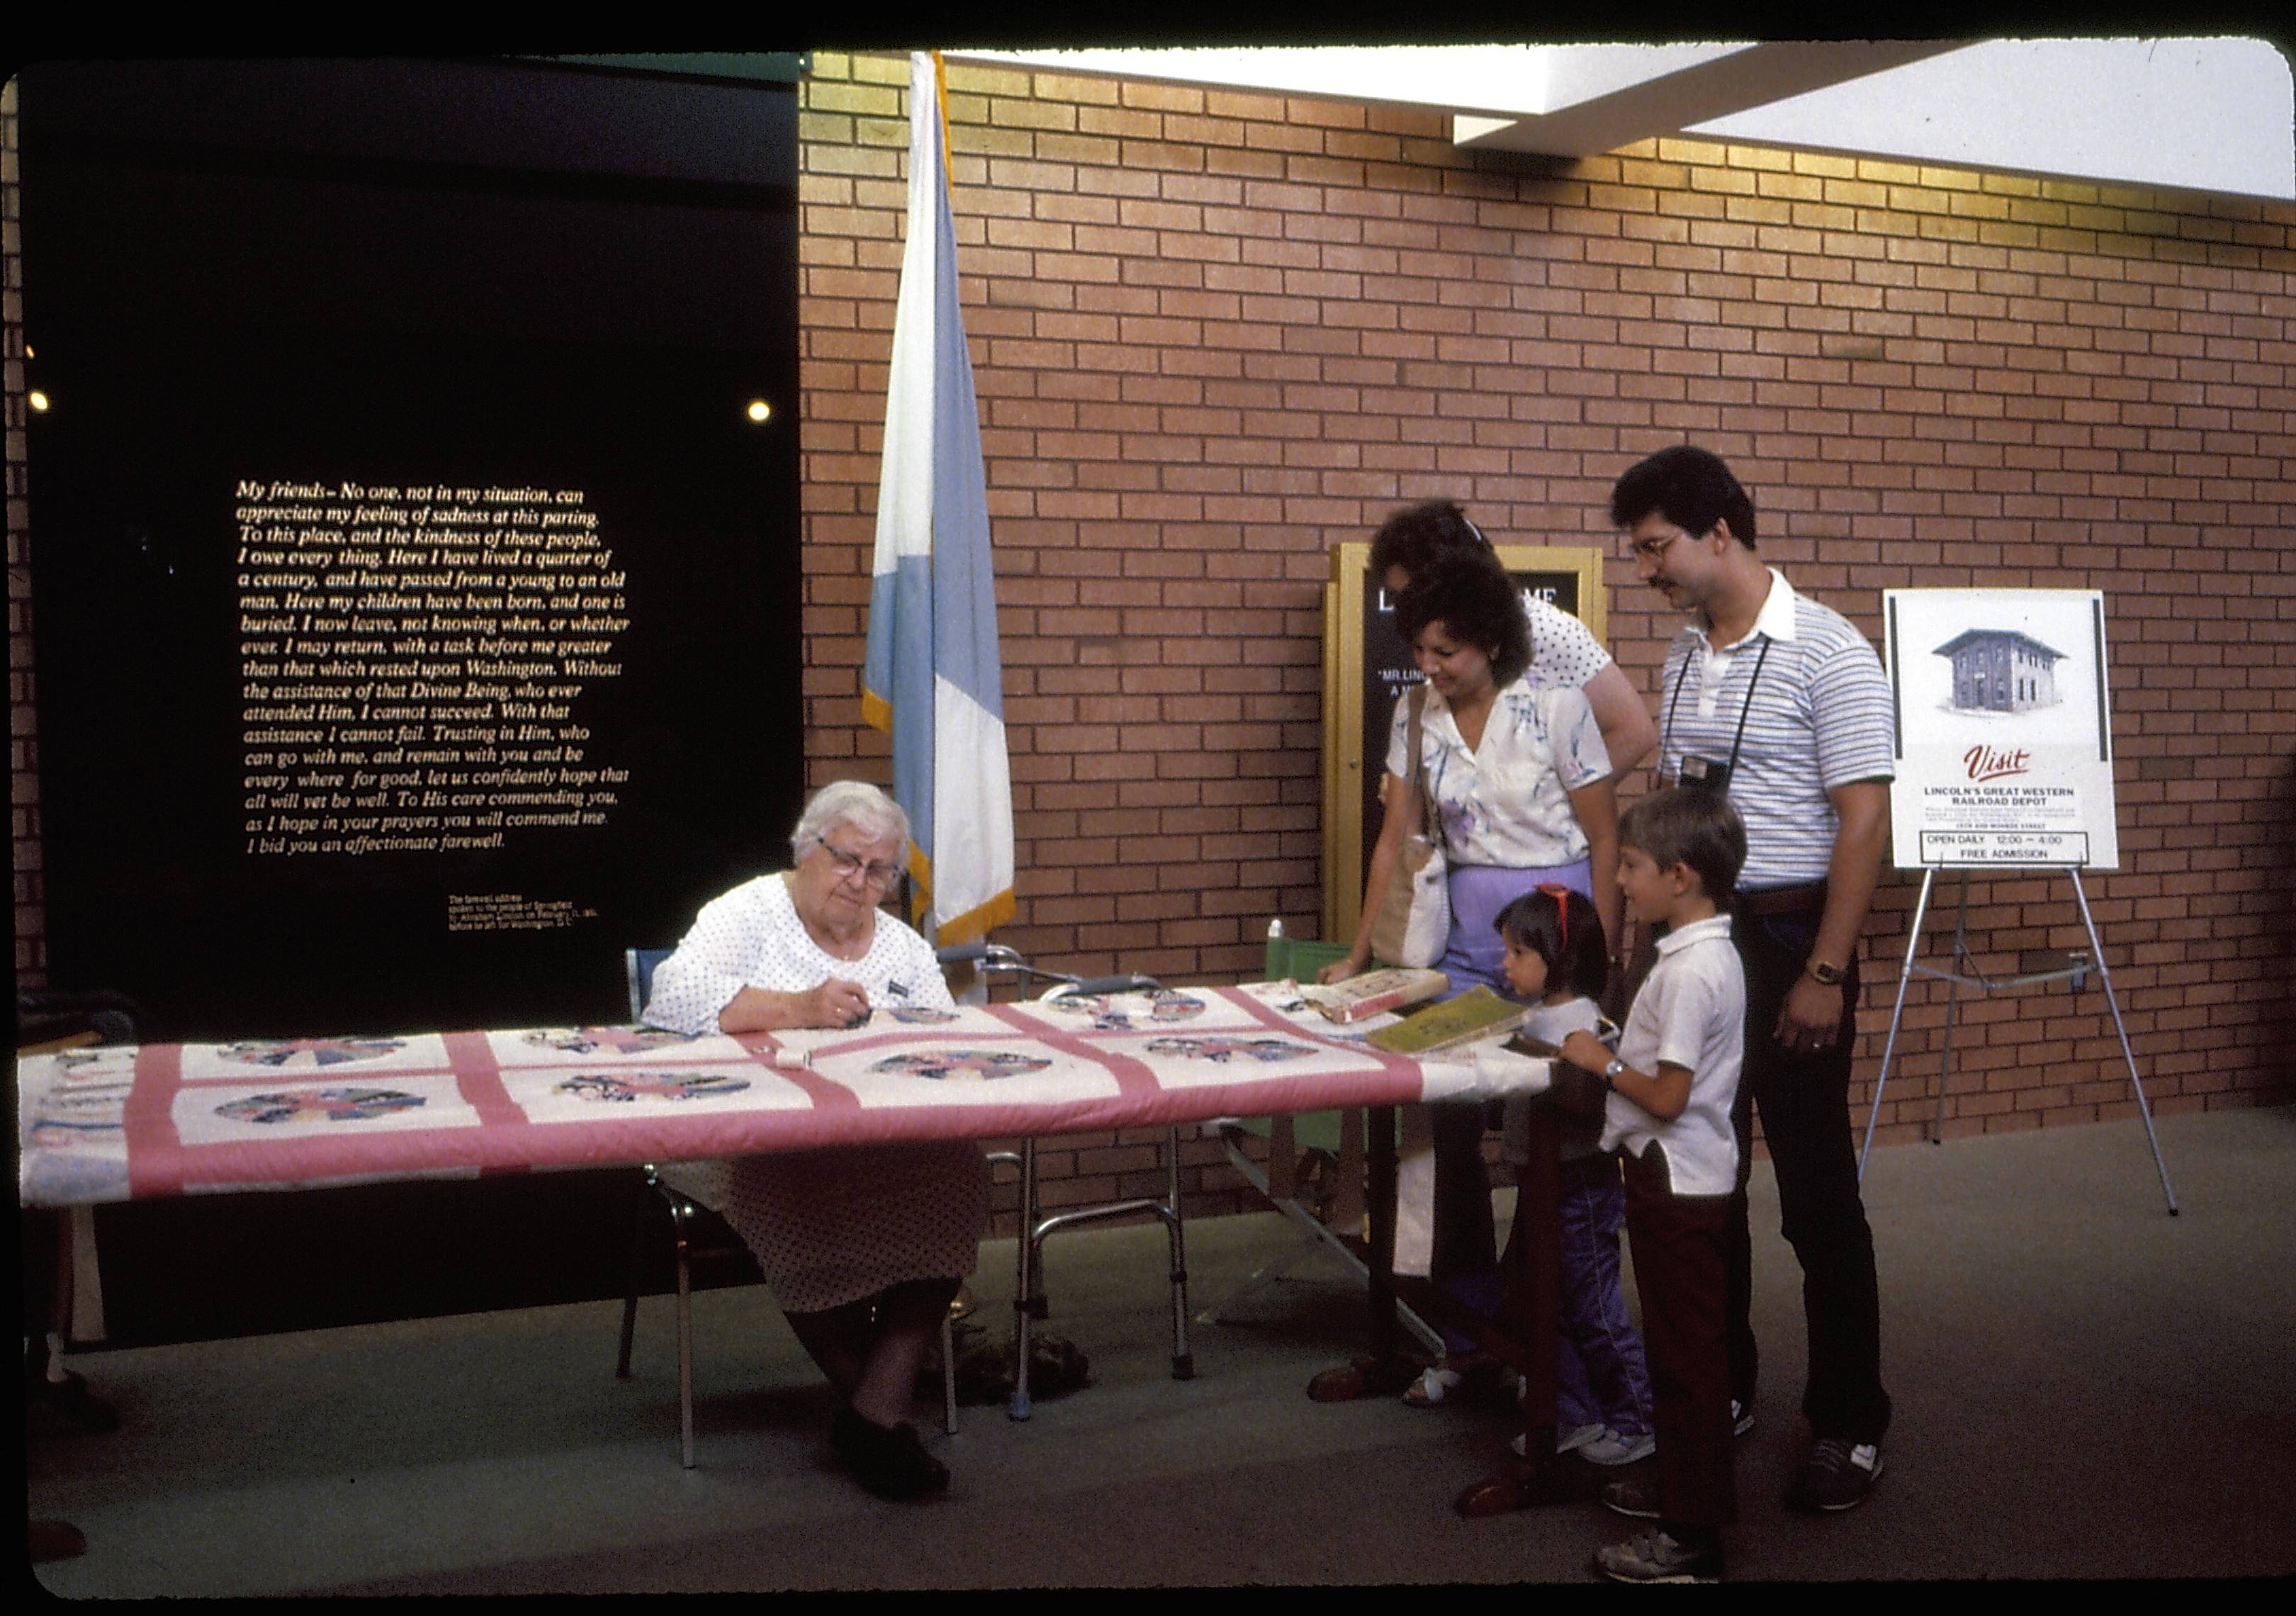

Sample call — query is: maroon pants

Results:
[1623,1145,1736,1531]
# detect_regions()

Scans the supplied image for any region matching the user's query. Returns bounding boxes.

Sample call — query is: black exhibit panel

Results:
[18,60,804,1342]
[21,59,804,1042]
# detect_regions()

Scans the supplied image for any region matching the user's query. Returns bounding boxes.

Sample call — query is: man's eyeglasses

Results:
[816,836,904,887]
[1628,527,1687,563]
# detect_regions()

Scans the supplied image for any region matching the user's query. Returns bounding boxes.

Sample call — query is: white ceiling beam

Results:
[1684,38,2295,202]
[948,40,2295,203]
[1454,40,1971,157]
[947,45,1563,121]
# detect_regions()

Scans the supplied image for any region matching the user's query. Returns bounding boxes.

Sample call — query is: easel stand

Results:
[1857,865,2178,1214]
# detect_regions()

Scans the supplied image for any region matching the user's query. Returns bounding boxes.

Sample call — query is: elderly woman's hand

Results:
[799,977,872,1028]
[1315,954,1366,986]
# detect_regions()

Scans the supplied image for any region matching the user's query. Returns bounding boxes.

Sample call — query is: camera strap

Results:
[1662,632,1774,792]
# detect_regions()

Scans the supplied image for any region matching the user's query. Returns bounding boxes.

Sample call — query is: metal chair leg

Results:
[673,1206,697,1470]
[940,1311,959,1435]
[617,1167,653,1379]
[1165,1125,1194,1379]
[1011,1138,1042,1420]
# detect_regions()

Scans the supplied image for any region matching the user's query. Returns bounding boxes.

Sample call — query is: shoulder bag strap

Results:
[1406,685,1446,853]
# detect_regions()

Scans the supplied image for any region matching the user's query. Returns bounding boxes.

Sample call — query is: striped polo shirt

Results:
[1657,568,1894,891]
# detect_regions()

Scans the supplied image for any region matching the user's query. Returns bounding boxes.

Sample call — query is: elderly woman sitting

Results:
[643,780,984,1501]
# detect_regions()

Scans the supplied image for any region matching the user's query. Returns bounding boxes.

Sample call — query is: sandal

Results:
[1306,1354,1416,1402]
[1403,1356,1509,1408]
[1402,1364,1465,1407]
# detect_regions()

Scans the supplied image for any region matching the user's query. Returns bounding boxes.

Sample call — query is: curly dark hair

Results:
[1390,547,1532,688]
[1609,444,1757,549]
[1369,499,1492,583]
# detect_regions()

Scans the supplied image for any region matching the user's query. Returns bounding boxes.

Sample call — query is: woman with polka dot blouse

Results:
[645,780,982,1501]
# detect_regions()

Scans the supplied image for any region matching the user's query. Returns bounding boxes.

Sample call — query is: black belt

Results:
[1735,880,1828,919]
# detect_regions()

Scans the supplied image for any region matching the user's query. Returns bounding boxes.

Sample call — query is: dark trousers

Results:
[1623,1145,1735,1532]
[1726,909,1892,1444]
[1432,1102,1501,1279]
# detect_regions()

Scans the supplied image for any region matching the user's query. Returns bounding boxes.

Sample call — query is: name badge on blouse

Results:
[1677,754,1734,795]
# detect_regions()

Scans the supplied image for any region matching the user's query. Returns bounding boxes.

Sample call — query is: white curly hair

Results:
[789,780,911,866]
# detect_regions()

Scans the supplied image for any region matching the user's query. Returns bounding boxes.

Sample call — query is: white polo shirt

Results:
[1600,914,1745,1196]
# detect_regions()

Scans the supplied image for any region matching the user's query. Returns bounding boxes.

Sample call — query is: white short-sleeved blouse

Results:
[1385,671,1611,868]
[643,873,952,1035]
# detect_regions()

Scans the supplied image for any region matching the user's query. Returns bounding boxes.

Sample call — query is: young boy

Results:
[1558,787,1748,1583]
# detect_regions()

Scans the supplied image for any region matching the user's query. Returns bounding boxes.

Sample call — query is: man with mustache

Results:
[1608,445,1895,1517]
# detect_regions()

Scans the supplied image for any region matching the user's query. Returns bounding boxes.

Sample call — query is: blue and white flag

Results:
[862,51,1015,943]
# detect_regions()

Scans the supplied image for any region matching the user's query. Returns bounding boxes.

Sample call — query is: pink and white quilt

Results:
[18,983,1522,1209]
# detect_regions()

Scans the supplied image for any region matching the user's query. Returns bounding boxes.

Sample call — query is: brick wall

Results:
[792,50,2296,1221]
[11,59,2295,1237]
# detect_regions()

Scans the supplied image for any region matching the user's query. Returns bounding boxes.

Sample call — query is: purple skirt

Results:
[1437,860,1594,999]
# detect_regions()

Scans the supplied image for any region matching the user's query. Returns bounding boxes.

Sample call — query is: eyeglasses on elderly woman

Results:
[815,834,904,888]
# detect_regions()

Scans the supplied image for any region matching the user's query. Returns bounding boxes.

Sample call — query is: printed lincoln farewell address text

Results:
[235,479,629,862]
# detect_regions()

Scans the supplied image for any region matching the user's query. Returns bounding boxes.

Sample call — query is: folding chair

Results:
[938,941,1195,1420]
[1198,929,1444,1355]
[613,946,958,1466]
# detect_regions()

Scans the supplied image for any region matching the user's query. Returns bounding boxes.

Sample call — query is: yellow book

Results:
[1363,984,1531,1055]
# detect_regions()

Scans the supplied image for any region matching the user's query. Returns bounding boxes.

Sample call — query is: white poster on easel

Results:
[1883,590,2117,870]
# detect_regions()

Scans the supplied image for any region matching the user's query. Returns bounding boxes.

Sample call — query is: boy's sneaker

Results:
[1580,1426,1657,1466]
[1733,1398,1755,1438]
[1594,1528,1723,1584]
[1601,1475,1662,1520]
[1786,1437,1884,1512]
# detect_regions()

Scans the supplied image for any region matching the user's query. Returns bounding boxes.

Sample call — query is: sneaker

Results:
[1601,1475,1662,1520]
[1594,1527,1723,1584]
[1534,1422,1606,1458]
[1786,1437,1884,1513]
[1580,1426,1657,1466]
[1733,1398,1755,1438]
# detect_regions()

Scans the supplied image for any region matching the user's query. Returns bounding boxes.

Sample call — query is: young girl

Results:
[1493,885,1655,1466]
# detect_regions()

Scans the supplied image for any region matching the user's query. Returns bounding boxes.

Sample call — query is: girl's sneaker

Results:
[1580,1425,1657,1466]
[1513,1422,1604,1457]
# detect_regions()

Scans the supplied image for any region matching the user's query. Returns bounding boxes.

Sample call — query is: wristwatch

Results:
[1602,1056,1628,1084]
[1806,958,1847,987]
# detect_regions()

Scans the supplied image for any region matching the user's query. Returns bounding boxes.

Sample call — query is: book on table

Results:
[1363,984,1531,1054]
[1295,967,1448,1024]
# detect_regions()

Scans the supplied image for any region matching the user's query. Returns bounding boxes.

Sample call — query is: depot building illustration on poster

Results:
[1883,589,2119,870]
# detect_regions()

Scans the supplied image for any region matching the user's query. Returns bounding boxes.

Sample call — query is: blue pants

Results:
[1555,1152,1654,1437]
